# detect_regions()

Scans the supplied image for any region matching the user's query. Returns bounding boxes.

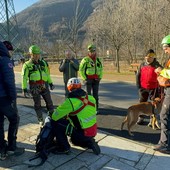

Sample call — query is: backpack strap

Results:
[70,95,95,115]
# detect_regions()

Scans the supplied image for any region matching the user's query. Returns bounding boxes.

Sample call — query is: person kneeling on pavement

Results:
[51,77,100,155]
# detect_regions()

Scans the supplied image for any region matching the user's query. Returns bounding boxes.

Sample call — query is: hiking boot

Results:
[0,151,7,161]
[7,147,25,156]
[153,144,170,154]
[136,117,145,125]
[89,141,101,155]
[54,148,71,155]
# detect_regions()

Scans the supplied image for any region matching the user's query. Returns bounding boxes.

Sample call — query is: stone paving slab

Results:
[1,105,170,170]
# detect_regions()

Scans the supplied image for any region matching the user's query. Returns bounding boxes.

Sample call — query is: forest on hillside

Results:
[15,0,170,72]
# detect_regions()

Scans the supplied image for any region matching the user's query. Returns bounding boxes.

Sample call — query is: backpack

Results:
[29,116,56,167]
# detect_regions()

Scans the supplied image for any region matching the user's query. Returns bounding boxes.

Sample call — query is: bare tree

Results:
[87,0,132,72]
[59,0,89,58]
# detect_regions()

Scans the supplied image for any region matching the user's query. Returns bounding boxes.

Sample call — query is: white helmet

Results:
[67,77,81,91]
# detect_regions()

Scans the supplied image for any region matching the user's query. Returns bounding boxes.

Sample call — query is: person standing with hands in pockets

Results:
[79,44,103,113]
[59,50,79,97]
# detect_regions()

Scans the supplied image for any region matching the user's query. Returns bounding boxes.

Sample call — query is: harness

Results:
[29,80,45,85]
[66,95,95,136]
[70,95,95,115]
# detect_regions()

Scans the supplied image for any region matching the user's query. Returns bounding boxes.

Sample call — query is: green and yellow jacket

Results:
[21,59,52,89]
[160,59,170,79]
[52,88,97,137]
[79,56,103,80]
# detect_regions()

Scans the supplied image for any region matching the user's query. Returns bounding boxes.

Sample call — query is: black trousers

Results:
[138,88,160,102]
[86,79,100,109]
[32,88,54,122]
[64,83,69,97]
[51,119,95,150]
[158,89,170,148]
[138,88,159,119]
[0,97,19,151]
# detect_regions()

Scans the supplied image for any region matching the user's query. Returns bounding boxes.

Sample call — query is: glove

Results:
[23,89,30,98]
[49,83,55,90]
[48,110,53,117]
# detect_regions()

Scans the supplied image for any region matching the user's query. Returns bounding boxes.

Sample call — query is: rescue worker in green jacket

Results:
[21,45,54,126]
[51,77,100,155]
[79,44,103,113]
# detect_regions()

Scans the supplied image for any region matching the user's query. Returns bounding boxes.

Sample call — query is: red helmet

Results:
[67,77,81,91]
[3,41,14,51]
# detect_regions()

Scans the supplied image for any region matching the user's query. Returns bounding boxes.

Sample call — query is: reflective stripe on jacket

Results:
[160,59,170,79]
[52,94,97,136]
[79,56,103,80]
[21,59,52,89]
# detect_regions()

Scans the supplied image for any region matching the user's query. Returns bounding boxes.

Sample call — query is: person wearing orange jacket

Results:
[154,35,170,153]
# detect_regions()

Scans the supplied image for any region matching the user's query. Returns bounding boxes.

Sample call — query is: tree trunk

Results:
[116,48,120,73]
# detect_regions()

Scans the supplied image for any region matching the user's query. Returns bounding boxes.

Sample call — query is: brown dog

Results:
[121,97,162,136]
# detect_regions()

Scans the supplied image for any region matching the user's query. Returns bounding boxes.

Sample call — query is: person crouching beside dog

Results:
[136,49,163,125]
[50,77,100,155]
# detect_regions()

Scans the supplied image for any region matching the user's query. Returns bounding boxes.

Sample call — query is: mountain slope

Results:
[16,0,98,42]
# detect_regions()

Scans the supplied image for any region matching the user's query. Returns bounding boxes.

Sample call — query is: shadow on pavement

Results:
[98,105,160,145]
[16,87,160,146]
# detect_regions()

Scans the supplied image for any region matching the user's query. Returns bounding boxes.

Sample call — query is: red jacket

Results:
[140,66,158,89]
[136,59,162,90]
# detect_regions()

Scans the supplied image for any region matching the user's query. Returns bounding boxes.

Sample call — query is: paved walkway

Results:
[1,105,170,170]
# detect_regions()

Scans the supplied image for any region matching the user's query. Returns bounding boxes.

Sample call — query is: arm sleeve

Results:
[160,68,170,79]
[1,57,16,101]
[52,98,74,121]
[21,63,29,89]
[98,58,103,79]
[44,62,53,84]
[59,60,65,72]
[72,59,79,71]
[79,58,87,80]
[136,64,142,89]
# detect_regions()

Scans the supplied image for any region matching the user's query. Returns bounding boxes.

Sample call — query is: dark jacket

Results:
[136,58,162,89]
[59,58,79,83]
[0,41,16,101]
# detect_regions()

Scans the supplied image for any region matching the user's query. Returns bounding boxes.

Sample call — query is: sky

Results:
[13,0,39,13]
